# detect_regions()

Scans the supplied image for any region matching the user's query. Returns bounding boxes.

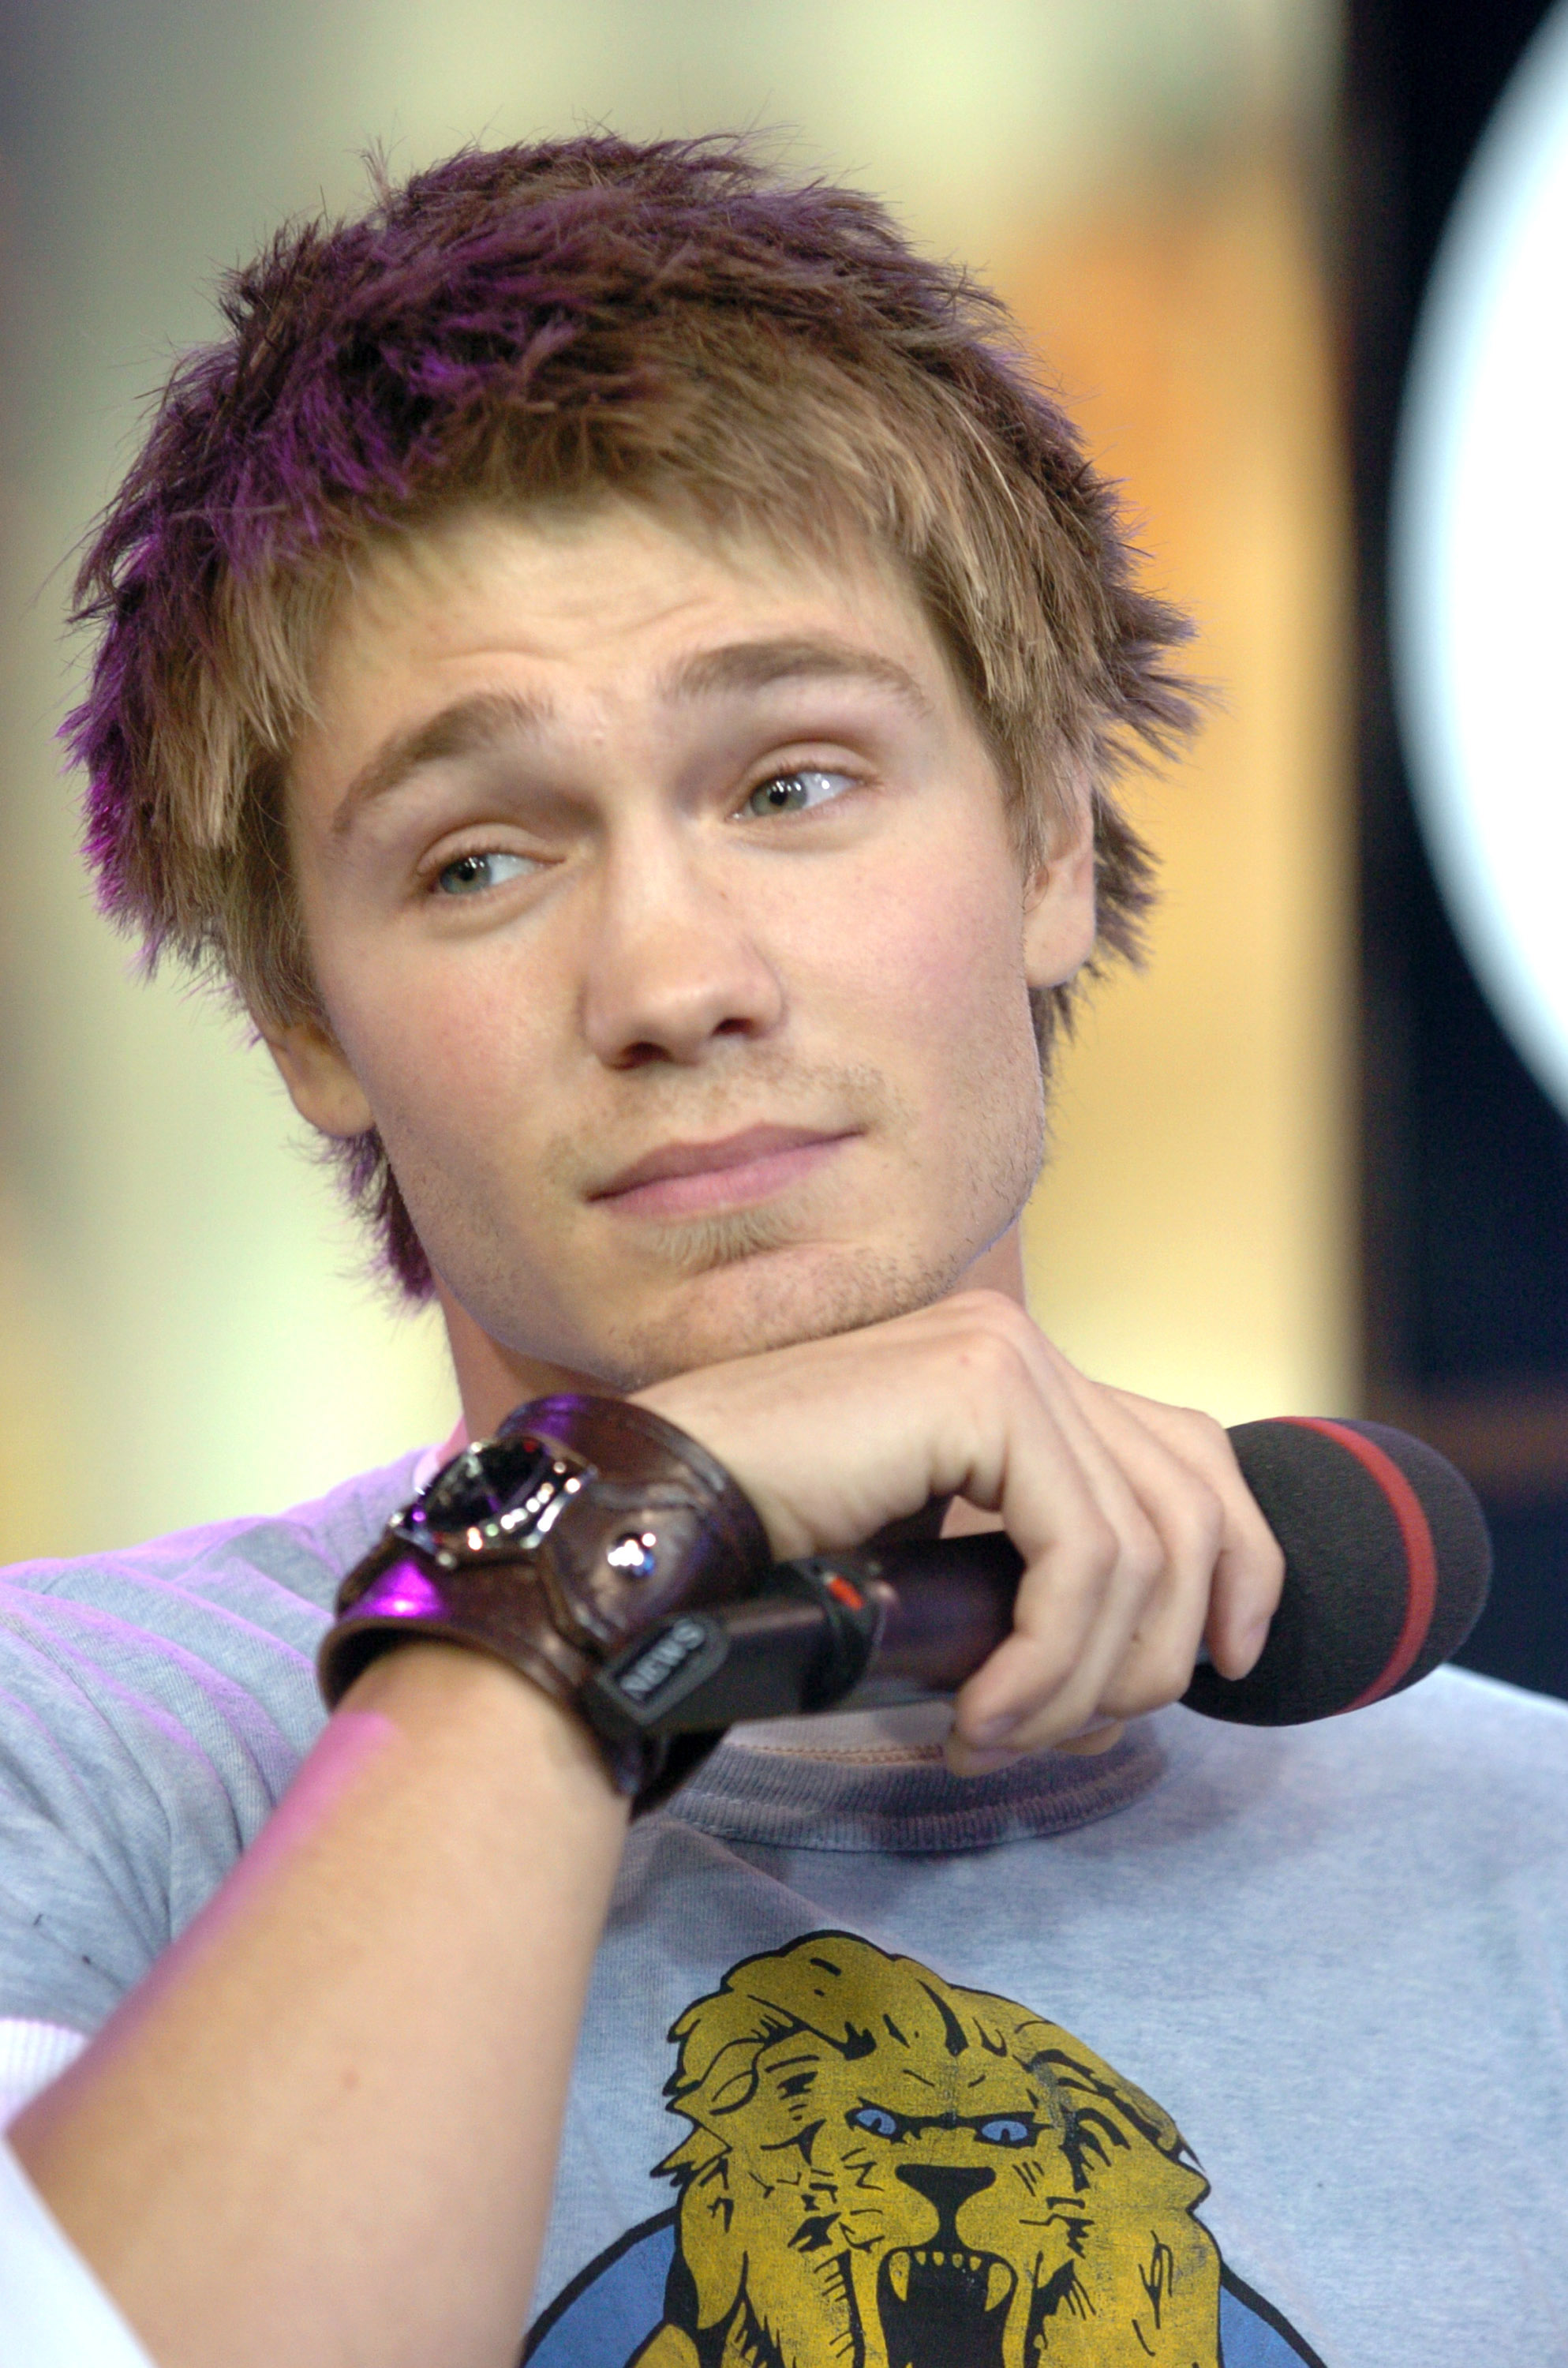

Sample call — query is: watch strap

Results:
[317,1393,773,1811]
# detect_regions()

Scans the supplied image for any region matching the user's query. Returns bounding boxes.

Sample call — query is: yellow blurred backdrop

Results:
[0,0,1350,1558]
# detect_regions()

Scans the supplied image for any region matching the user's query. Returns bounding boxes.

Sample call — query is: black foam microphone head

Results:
[1181,1418,1492,1725]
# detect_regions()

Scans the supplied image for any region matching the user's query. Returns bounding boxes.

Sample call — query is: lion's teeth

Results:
[968,2255,981,2272]
[934,2251,945,2267]
[915,2250,928,2266]
[986,2264,1012,2312]
[889,2253,911,2302]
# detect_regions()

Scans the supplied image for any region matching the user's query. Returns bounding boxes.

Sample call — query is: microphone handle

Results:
[577,1418,1490,1751]
[863,1531,1020,1689]
[580,1534,1020,1748]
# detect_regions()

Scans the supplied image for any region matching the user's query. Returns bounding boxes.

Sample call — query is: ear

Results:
[1022,801,1097,988]
[258,1017,376,1139]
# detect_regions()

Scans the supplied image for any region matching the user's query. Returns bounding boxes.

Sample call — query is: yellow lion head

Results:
[634,1933,1220,2368]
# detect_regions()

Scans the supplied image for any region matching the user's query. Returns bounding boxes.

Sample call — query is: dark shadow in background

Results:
[1347,0,1568,1698]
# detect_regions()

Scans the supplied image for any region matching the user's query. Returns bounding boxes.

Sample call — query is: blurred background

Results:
[0,0,1562,1700]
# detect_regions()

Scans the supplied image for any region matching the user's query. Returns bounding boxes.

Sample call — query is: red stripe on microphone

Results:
[1282,1417,1439,1710]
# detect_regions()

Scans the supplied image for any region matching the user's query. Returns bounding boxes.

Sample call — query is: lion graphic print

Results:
[525,1934,1324,2368]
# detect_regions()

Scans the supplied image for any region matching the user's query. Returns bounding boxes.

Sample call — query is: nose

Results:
[894,2163,996,2247]
[579,837,784,1067]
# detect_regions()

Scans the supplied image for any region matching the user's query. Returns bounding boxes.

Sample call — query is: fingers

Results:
[948,1336,1169,1753]
[1094,1382,1285,1680]
[948,1319,1283,1763]
[635,1286,1282,1770]
[1026,1366,1234,1716]
[947,1717,1126,1781]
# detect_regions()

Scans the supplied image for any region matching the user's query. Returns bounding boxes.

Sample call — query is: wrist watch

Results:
[317,1393,775,1812]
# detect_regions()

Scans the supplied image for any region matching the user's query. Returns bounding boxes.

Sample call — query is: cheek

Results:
[312,923,558,1158]
[803,841,1032,1070]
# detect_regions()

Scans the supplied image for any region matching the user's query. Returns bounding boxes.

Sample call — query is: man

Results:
[0,137,1563,2368]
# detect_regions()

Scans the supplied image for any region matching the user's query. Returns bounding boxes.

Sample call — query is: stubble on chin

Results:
[594,1232,976,1392]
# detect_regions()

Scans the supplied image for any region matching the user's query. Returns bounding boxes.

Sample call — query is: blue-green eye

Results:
[848,2105,900,2138]
[434,850,537,897]
[743,769,851,819]
[976,2117,1035,2147]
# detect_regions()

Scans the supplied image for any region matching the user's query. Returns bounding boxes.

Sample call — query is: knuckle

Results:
[1169,1407,1234,1474]
[951,1285,1028,1328]
[1166,1479,1226,1563]
[1120,1532,1166,1596]
[1103,1637,1196,1717]
[940,1285,1012,1330]
[1115,1512,1166,1591]
[1076,1514,1122,1586]
[952,1322,1031,1395]
[947,1290,1037,1357]
[1146,1629,1203,1701]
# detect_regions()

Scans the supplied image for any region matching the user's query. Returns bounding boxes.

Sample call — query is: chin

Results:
[589,1231,969,1389]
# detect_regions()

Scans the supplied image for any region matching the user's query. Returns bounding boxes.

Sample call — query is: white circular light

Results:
[1393,0,1568,1116]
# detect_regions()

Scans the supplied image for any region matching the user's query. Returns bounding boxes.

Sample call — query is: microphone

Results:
[578,1418,1492,1754]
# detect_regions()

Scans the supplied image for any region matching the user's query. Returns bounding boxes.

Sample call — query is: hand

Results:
[632,1289,1284,1770]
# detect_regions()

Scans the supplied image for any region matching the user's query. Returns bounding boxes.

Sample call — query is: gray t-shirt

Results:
[2,1461,1566,2366]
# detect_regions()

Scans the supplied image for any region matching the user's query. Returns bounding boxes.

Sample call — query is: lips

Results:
[588,1124,854,1219]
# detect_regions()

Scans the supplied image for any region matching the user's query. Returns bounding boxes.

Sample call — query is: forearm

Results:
[9,1641,626,2368]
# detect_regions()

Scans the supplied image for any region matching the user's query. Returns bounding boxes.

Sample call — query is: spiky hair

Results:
[64,136,1194,1298]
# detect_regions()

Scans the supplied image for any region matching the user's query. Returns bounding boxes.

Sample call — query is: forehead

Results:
[304,497,965,729]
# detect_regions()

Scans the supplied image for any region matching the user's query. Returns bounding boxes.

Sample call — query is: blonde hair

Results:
[66,137,1195,1295]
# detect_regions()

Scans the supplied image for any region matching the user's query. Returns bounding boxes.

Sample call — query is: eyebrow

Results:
[664,635,932,715]
[329,636,930,838]
[330,688,553,839]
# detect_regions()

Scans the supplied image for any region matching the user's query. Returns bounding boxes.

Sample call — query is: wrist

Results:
[336,1637,631,1821]
[318,1395,773,1812]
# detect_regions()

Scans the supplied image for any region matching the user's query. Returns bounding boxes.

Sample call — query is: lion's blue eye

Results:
[848,2105,900,2138]
[976,2117,1035,2147]
[743,769,851,819]
[435,851,537,897]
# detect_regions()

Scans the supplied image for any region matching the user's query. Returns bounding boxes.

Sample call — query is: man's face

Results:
[277,502,1093,1392]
